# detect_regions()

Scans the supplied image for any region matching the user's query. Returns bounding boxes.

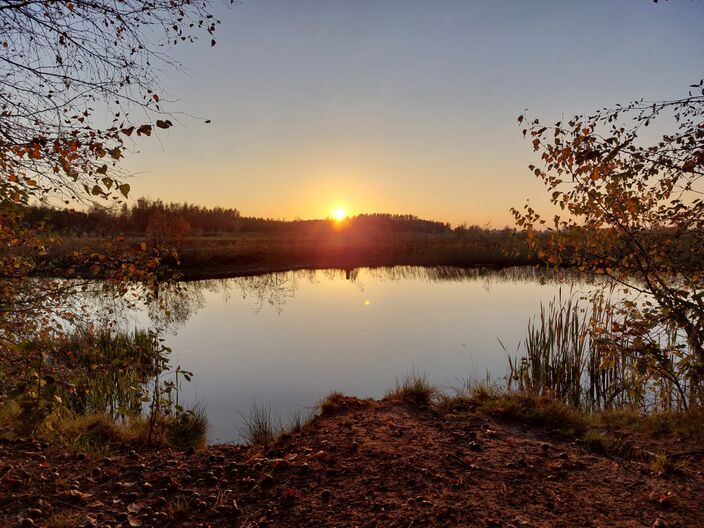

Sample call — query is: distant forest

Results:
[23,198,491,237]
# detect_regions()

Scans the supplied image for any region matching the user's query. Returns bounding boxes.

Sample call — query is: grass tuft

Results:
[582,430,608,454]
[318,391,347,414]
[241,402,279,448]
[650,453,685,477]
[435,393,475,415]
[277,410,316,442]
[165,406,208,450]
[386,371,436,406]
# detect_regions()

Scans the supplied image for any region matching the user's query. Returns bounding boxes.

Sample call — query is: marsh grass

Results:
[0,324,208,452]
[508,291,691,413]
[21,326,162,419]
[163,230,537,277]
[19,409,208,454]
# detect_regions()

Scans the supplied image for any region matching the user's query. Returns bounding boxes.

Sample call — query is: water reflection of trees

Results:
[101,266,608,331]
[224,272,297,314]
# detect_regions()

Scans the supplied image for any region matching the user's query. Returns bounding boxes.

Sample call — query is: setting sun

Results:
[331,207,348,221]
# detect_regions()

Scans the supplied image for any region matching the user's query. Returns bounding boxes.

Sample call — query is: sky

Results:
[123,0,704,226]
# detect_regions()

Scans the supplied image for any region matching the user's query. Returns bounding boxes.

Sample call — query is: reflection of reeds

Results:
[40,327,160,417]
[508,292,690,412]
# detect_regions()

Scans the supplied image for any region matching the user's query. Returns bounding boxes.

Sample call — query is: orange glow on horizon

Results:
[331,207,348,222]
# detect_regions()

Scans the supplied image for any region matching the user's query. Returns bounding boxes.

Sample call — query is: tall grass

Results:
[49,327,161,417]
[508,290,690,412]
[0,326,207,448]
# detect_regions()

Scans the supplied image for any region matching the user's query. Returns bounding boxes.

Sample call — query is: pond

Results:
[124,266,597,443]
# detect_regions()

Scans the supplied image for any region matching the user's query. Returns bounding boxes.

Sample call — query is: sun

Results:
[331,207,348,222]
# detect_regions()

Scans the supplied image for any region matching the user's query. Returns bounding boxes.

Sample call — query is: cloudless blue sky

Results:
[125,0,704,225]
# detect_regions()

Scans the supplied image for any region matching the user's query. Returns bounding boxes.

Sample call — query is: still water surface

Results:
[127,266,593,443]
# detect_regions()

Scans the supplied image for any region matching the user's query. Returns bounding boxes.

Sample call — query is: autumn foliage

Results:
[514,81,704,408]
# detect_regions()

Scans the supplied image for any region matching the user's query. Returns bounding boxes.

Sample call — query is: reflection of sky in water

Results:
[122,266,596,443]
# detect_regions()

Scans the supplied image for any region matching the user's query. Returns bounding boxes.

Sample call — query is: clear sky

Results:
[123,0,704,226]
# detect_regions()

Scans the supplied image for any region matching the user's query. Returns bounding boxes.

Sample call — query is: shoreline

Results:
[2,392,702,527]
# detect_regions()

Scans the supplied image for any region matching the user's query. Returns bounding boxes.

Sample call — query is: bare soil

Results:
[1,397,702,527]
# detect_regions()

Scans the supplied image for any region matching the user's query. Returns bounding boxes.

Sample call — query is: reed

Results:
[0,326,206,448]
[508,290,692,412]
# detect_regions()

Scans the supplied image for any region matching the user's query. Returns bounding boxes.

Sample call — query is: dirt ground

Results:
[1,396,702,527]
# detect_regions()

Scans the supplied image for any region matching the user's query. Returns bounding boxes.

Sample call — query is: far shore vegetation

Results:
[17,199,539,278]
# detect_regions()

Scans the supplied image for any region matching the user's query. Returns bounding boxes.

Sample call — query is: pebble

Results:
[25,508,43,519]
[260,474,275,488]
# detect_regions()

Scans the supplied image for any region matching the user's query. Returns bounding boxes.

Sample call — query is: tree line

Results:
[21,199,460,237]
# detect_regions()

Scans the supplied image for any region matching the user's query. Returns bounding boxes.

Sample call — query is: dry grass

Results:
[319,391,347,414]
[385,371,437,406]
[0,406,208,454]
[277,410,316,442]
[476,393,588,438]
[597,407,704,438]
[165,406,208,450]
[46,512,83,528]
[240,402,279,448]
[582,430,608,454]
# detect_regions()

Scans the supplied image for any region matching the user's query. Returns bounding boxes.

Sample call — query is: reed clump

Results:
[0,326,206,450]
[508,291,692,413]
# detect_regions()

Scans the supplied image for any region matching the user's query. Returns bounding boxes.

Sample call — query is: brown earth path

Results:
[1,397,701,527]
